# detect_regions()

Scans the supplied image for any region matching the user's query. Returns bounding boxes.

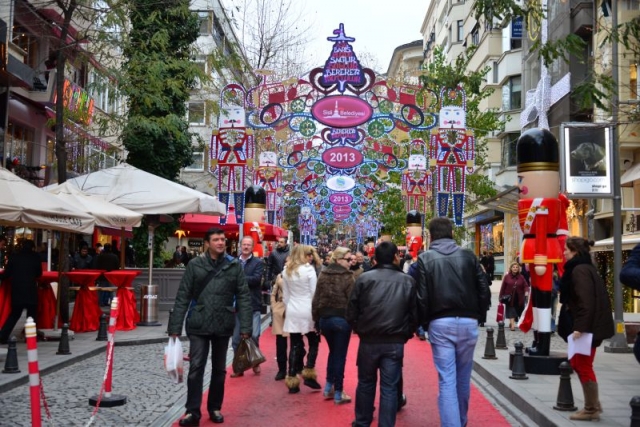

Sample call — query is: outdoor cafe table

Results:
[103,270,141,331]
[66,270,105,333]
[0,269,10,327]
[36,271,59,329]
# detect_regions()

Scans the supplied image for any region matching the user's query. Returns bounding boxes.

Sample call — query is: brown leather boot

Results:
[570,381,600,421]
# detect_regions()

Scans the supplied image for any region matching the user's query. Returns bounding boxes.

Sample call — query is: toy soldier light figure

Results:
[516,128,563,356]
[254,151,282,225]
[211,84,254,225]
[402,153,432,214]
[243,186,267,257]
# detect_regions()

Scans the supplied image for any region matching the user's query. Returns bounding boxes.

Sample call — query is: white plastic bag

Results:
[164,337,184,383]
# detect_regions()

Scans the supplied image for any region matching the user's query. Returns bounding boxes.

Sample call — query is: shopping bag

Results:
[245,338,266,367]
[232,338,253,373]
[164,337,184,383]
[496,303,505,323]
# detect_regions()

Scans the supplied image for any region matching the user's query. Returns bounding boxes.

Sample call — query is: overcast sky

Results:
[225,0,428,75]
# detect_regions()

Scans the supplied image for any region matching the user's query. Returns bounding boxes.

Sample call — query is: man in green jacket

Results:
[169,227,252,426]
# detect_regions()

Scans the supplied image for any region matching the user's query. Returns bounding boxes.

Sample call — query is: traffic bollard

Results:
[2,336,20,373]
[25,317,42,427]
[510,342,528,380]
[495,321,508,350]
[631,395,640,427]
[553,361,577,411]
[56,323,71,355]
[96,314,108,341]
[482,327,498,360]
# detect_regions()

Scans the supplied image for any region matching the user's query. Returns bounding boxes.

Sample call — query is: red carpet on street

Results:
[173,327,511,426]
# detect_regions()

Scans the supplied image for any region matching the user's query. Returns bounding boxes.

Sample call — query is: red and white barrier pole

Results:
[105,296,119,398]
[25,317,42,427]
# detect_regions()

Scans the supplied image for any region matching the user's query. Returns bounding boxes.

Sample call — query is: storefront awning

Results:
[592,233,640,252]
[477,186,519,215]
[621,163,640,185]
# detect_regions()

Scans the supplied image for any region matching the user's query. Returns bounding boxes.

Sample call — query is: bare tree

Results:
[227,0,314,79]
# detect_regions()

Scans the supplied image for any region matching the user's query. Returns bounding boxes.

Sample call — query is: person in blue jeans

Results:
[312,247,355,404]
[416,217,490,427]
[347,241,417,427]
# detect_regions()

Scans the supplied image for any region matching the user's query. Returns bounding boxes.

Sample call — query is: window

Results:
[471,25,479,45]
[626,0,640,10]
[502,75,521,110]
[188,102,205,125]
[457,20,464,42]
[501,132,519,168]
[5,121,35,167]
[492,61,498,84]
[11,25,38,68]
[198,11,212,35]
[194,56,207,88]
[185,152,205,171]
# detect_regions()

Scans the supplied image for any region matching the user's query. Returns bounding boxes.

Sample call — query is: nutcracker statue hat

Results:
[406,210,422,227]
[516,128,559,173]
[244,185,266,208]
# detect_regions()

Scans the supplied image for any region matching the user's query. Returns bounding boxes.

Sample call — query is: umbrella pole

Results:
[46,231,52,272]
[148,224,154,287]
[120,227,126,269]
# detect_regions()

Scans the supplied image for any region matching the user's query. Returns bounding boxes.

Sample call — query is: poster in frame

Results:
[560,123,614,198]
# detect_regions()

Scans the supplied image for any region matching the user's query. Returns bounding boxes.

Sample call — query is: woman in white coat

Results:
[282,244,319,393]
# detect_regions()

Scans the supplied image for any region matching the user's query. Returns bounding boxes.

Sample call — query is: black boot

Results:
[526,330,539,354]
[286,343,301,393]
[275,335,287,381]
[528,332,551,357]
[305,332,320,368]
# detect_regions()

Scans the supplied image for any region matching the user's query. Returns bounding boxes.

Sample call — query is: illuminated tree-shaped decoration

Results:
[253,150,283,226]
[429,87,475,226]
[320,23,365,93]
[210,84,254,224]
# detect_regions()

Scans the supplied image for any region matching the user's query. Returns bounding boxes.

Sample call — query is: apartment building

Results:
[419,0,524,277]
[179,0,257,195]
[0,0,121,187]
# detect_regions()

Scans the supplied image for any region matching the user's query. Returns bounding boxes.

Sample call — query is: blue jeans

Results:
[428,317,479,427]
[185,334,230,419]
[231,311,262,353]
[354,342,404,427]
[319,316,352,392]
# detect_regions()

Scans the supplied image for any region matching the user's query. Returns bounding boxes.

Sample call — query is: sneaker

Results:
[334,391,351,405]
[323,383,334,400]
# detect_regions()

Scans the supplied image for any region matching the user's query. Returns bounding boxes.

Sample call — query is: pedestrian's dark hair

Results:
[565,237,595,258]
[375,241,398,265]
[428,217,454,241]
[22,239,35,251]
[204,227,226,242]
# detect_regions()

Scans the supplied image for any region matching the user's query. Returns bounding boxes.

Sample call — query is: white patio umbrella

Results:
[45,182,143,229]
[46,163,226,287]
[48,163,225,215]
[0,167,95,234]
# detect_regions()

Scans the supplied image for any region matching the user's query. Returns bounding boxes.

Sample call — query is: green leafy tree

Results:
[121,0,203,266]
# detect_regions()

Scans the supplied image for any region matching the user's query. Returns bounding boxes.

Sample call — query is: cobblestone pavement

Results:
[0,341,215,427]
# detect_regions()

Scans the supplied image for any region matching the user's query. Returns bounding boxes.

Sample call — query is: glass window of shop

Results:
[4,121,35,168]
[479,220,505,256]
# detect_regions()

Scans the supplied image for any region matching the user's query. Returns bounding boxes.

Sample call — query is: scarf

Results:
[559,254,592,304]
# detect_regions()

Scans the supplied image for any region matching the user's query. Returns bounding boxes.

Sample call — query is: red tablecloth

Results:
[104,270,141,331]
[37,271,59,329]
[0,270,11,327]
[66,270,105,333]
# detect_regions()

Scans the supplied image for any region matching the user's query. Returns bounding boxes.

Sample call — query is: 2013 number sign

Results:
[322,147,363,169]
[329,193,353,205]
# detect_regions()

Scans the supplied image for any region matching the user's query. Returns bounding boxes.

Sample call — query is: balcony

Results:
[0,19,36,89]
[467,32,502,72]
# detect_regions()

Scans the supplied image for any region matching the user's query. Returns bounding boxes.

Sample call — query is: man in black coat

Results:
[0,239,42,343]
[95,244,120,306]
[230,236,265,377]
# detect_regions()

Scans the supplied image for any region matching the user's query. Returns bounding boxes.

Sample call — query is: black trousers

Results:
[185,334,230,419]
[0,302,37,341]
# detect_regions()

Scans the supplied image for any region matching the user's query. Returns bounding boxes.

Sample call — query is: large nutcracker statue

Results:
[243,185,266,257]
[516,128,563,357]
[254,151,283,226]
[211,84,254,225]
[406,210,423,260]
[402,154,432,213]
[429,87,475,226]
